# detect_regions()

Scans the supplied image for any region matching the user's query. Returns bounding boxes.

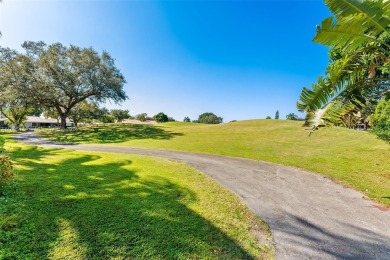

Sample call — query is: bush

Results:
[153,112,168,123]
[136,113,148,122]
[197,112,223,124]
[0,136,13,192]
[183,117,191,122]
[0,154,13,189]
[372,99,390,142]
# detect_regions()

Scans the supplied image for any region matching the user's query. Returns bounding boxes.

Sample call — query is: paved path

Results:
[14,132,390,260]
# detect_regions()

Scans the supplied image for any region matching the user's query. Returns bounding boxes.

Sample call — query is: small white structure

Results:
[0,115,74,129]
[24,116,74,128]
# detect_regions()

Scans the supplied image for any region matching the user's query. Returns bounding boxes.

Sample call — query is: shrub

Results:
[372,99,390,142]
[0,154,13,189]
[183,117,191,122]
[153,112,168,123]
[136,113,148,122]
[0,136,13,192]
[198,112,223,124]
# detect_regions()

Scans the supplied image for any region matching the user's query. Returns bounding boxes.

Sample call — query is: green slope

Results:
[1,140,272,259]
[39,120,390,206]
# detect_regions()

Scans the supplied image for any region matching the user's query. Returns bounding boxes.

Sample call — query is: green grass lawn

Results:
[0,138,273,259]
[38,120,390,206]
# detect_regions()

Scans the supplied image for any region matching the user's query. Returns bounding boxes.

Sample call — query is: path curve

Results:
[14,132,390,259]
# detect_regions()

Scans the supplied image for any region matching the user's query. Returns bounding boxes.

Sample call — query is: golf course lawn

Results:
[39,120,390,206]
[0,138,273,259]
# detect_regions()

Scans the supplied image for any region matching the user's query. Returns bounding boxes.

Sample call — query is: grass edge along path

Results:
[38,120,390,207]
[0,137,274,259]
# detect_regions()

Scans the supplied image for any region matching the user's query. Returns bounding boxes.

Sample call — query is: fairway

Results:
[0,139,272,259]
[39,120,390,206]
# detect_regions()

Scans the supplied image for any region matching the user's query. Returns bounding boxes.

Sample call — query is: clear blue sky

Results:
[0,0,331,122]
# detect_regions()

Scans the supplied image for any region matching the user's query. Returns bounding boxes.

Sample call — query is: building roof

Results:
[25,116,73,124]
[25,116,58,124]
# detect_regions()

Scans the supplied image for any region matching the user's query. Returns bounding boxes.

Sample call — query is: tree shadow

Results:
[271,212,390,259]
[45,124,183,144]
[2,146,258,259]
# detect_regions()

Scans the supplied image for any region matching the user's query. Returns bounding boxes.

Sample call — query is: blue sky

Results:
[0,0,331,122]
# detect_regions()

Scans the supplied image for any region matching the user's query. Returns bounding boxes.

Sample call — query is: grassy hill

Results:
[0,138,272,259]
[39,120,390,206]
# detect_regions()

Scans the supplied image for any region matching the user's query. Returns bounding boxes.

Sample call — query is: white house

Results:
[0,115,74,129]
[24,116,74,128]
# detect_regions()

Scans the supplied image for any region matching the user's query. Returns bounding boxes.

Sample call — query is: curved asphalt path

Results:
[14,132,390,260]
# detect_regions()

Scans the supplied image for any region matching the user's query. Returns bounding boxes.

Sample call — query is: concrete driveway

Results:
[14,132,390,259]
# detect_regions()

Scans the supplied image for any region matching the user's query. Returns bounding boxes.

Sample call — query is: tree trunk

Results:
[12,119,20,132]
[11,123,19,132]
[60,113,67,129]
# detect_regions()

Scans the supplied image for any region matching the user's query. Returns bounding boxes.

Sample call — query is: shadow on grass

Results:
[41,124,183,144]
[1,146,256,259]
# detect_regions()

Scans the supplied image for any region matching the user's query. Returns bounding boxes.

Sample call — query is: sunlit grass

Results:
[39,120,390,206]
[0,139,273,259]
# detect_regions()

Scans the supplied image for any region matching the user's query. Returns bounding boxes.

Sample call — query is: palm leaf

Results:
[314,16,389,53]
[324,0,388,33]
[304,97,358,128]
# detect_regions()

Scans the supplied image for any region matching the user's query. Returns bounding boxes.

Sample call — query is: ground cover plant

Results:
[38,120,390,206]
[0,136,272,259]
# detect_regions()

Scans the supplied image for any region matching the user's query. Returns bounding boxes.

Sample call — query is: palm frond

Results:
[324,0,388,33]
[314,16,389,53]
[304,97,359,128]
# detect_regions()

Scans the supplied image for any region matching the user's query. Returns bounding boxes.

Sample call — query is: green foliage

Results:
[266,116,271,119]
[286,113,298,120]
[0,136,13,192]
[372,99,390,141]
[274,110,279,119]
[168,117,176,122]
[153,112,168,123]
[183,117,191,122]
[0,48,35,131]
[297,0,390,128]
[68,101,102,126]
[20,41,128,129]
[135,113,148,122]
[110,109,130,123]
[198,112,223,124]
[0,154,13,191]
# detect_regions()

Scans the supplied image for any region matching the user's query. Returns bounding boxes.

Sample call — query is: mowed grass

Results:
[0,138,273,259]
[39,120,390,206]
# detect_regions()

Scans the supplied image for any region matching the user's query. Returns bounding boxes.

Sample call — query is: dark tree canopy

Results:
[286,113,298,120]
[154,112,169,123]
[275,110,279,120]
[21,41,127,129]
[198,112,223,124]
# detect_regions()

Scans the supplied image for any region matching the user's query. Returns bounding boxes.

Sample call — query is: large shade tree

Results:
[297,0,390,128]
[0,48,35,131]
[22,41,127,129]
